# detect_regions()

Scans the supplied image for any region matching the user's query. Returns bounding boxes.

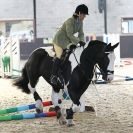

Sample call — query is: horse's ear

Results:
[105,43,111,52]
[111,42,119,50]
[105,42,119,52]
[108,43,111,46]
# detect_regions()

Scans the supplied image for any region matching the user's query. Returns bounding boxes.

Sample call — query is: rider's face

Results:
[79,13,86,21]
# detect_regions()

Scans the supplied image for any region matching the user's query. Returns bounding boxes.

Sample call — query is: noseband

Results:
[107,70,114,75]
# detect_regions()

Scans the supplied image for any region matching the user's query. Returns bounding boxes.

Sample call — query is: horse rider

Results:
[51,4,89,85]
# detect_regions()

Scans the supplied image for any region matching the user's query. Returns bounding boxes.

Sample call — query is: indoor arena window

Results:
[122,18,133,33]
[0,20,34,42]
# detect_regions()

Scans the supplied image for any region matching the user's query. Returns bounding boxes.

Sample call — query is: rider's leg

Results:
[53,44,63,59]
[50,44,63,85]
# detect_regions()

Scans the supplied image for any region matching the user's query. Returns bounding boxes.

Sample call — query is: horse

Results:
[13,40,119,126]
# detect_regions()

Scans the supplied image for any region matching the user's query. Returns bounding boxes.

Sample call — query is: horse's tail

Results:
[13,64,30,94]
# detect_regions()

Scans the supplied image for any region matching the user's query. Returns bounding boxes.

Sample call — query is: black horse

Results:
[13,40,119,126]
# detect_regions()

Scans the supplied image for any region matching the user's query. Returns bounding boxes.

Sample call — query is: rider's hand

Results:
[69,45,76,51]
[79,41,86,47]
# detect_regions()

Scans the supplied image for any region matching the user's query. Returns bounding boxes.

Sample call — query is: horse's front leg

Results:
[51,88,66,125]
[66,104,82,127]
[28,83,43,113]
[66,108,74,127]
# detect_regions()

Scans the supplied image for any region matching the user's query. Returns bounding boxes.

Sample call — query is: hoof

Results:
[59,119,67,125]
[49,107,55,112]
[35,100,43,113]
[66,119,75,127]
[67,122,75,127]
[67,123,75,127]
[36,108,43,114]
[85,106,95,112]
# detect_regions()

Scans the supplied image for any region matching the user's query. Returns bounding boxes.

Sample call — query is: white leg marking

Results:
[35,99,43,111]
[51,88,59,107]
[28,83,36,94]
[58,108,67,125]
[72,104,81,113]
[79,93,86,112]
[28,83,43,112]
[67,119,75,127]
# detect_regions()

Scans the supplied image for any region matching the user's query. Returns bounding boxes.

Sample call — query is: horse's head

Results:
[69,40,119,83]
[95,41,119,81]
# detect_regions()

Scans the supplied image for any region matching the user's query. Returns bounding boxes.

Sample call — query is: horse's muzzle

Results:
[102,74,114,82]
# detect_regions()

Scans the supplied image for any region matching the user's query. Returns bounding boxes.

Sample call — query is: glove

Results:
[69,45,76,51]
[79,41,86,47]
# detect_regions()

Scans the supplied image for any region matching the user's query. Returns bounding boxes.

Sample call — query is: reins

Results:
[71,46,98,82]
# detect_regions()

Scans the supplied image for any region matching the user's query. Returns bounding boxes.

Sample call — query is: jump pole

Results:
[95,77,133,84]
[0,100,61,115]
[0,111,56,121]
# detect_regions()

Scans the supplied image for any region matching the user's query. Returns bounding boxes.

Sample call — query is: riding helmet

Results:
[75,4,89,15]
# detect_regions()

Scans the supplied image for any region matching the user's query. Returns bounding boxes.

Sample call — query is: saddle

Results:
[52,45,73,64]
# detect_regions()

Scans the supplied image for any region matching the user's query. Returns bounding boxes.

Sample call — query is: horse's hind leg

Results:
[28,83,43,113]
[28,76,43,113]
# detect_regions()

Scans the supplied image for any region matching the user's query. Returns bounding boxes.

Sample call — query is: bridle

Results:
[95,65,114,81]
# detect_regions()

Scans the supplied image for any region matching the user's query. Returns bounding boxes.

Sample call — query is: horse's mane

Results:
[80,40,107,64]
[87,40,107,48]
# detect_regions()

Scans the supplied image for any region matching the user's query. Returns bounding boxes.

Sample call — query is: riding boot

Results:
[50,58,62,85]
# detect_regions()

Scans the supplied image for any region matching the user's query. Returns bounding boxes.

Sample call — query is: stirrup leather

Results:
[50,75,58,85]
